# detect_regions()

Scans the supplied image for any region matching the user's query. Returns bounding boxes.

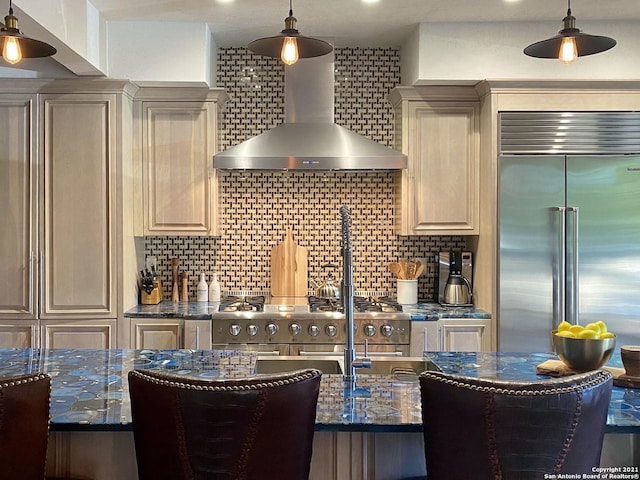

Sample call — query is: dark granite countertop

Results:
[124,301,491,321]
[0,348,636,434]
[404,303,491,321]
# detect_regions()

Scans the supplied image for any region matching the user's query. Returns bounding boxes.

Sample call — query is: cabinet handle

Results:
[38,251,44,315]
[195,325,200,349]
[29,251,34,315]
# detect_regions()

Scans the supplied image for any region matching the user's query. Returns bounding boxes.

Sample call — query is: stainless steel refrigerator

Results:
[498,113,640,352]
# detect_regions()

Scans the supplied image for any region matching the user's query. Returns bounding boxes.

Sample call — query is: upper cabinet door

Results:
[40,93,116,318]
[141,101,216,235]
[390,87,480,236]
[0,95,37,318]
[408,102,479,234]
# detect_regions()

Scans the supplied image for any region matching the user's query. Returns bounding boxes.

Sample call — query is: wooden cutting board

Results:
[270,228,308,297]
[536,359,640,389]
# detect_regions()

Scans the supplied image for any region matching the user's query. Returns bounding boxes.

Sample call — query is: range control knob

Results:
[363,324,376,337]
[290,323,301,336]
[325,324,338,337]
[309,324,320,337]
[266,323,278,336]
[230,324,241,336]
[381,324,394,337]
[247,324,258,336]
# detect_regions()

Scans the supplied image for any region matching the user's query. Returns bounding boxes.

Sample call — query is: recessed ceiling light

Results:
[362,0,381,4]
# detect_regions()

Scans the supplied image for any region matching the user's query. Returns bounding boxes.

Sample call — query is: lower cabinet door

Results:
[438,318,491,352]
[0,320,39,348]
[41,319,116,349]
[131,318,184,349]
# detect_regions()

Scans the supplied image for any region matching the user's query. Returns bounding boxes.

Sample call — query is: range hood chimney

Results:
[213,52,407,170]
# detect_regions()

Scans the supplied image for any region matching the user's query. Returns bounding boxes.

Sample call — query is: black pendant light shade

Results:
[1,1,56,64]
[524,0,615,62]
[248,0,332,65]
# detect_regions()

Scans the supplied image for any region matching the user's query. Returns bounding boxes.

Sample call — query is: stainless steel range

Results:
[208,293,411,356]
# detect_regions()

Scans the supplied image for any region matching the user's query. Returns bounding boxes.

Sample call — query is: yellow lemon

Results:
[557,321,571,332]
[600,332,615,339]
[556,330,577,338]
[569,325,585,335]
[585,322,601,335]
[577,329,599,339]
[596,320,608,333]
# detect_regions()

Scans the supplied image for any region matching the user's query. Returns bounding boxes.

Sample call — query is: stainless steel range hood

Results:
[214,52,407,170]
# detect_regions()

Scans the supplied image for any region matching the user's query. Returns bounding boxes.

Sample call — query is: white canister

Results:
[397,279,418,305]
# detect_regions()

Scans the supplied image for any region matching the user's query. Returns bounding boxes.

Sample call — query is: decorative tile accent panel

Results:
[143,47,466,302]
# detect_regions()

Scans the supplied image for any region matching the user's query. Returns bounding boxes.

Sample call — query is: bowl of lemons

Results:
[552,320,616,371]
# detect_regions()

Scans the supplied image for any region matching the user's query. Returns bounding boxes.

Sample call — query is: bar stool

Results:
[128,368,322,480]
[0,372,92,480]
[0,373,51,480]
[418,369,613,480]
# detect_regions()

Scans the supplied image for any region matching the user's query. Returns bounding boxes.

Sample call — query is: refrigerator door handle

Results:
[567,207,580,325]
[553,207,566,327]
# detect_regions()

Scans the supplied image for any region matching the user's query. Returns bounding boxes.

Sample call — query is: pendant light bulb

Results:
[559,36,578,64]
[281,36,299,65]
[2,35,21,64]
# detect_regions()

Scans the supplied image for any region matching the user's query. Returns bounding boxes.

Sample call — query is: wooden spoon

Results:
[413,263,425,279]
[389,262,403,279]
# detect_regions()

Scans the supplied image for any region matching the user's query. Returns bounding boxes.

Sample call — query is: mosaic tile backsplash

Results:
[143,47,466,302]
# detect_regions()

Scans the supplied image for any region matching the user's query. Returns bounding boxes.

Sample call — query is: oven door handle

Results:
[298,350,404,357]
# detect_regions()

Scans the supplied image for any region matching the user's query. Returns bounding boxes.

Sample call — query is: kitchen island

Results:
[3,348,635,479]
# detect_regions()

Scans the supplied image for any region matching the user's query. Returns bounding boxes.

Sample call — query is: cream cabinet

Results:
[130,318,184,349]
[134,84,228,236]
[0,79,137,349]
[0,92,39,346]
[389,86,480,235]
[40,91,118,319]
[0,321,39,348]
[40,319,117,349]
[410,318,491,354]
[438,318,491,352]
[184,318,211,350]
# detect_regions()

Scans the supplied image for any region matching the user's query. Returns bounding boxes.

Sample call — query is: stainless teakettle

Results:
[309,264,340,299]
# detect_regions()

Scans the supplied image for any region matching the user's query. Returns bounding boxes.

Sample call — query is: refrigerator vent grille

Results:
[500,112,640,154]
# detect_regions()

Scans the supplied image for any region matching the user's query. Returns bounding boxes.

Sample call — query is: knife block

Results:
[141,279,164,305]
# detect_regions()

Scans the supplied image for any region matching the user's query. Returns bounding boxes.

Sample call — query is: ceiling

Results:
[87,0,638,48]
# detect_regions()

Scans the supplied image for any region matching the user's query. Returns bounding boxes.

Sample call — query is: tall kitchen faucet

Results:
[340,205,371,380]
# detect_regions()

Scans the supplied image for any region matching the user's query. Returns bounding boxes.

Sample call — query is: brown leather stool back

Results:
[419,369,613,480]
[128,368,322,480]
[0,372,51,480]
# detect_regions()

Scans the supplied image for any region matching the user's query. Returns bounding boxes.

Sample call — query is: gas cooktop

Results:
[217,291,405,316]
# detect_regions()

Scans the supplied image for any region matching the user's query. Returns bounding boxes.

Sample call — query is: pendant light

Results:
[1,0,56,65]
[524,0,616,64]
[248,0,333,66]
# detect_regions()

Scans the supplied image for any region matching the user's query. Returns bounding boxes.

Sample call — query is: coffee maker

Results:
[437,251,473,306]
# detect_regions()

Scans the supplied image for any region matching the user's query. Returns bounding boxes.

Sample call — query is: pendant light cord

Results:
[567,0,571,16]
[9,0,13,15]
[289,0,293,17]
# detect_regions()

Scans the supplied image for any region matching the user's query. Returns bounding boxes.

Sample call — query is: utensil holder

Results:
[397,279,418,305]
